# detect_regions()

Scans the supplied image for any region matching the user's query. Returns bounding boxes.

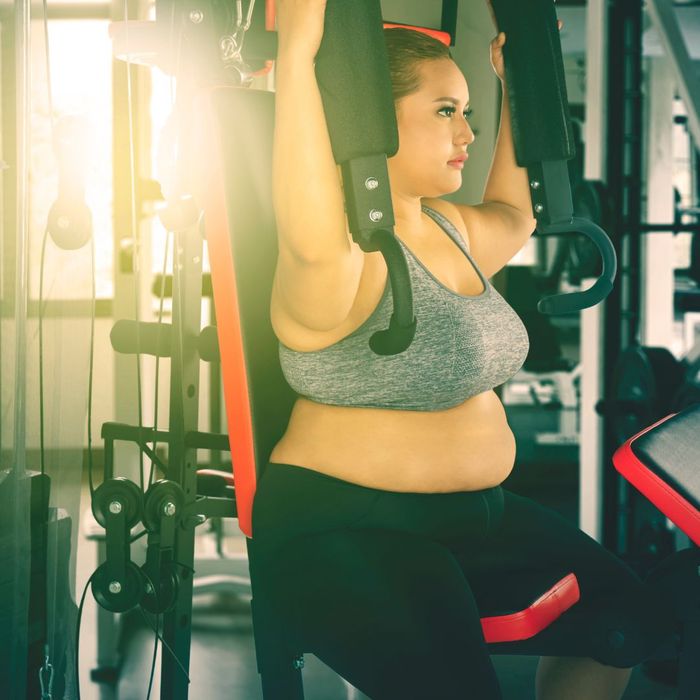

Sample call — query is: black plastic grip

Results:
[315,0,399,161]
[536,218,617,314]
[490,0,575,166]
[366,230,417,355]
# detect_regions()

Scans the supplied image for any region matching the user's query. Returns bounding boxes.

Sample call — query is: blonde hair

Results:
[383,28,453,102]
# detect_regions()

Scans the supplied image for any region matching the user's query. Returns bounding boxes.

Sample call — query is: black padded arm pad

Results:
[490,0,575,166]
[315,0,399,162]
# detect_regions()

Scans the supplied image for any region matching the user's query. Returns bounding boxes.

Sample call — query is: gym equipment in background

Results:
[613,402,700,700]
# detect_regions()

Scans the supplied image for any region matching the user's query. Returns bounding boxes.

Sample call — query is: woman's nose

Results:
[456,118,475,146]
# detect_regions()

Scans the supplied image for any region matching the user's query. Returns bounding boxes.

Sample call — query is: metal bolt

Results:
[186,514,208,529]
[292,656,305,670]
[530,180,541,190]
[163,501,177,517]
[109,501,123,515]
[369,209,384,223]
[108,581,122,595]
[364,177,379,191]
[534,204,544,214]
[189,9,204,24]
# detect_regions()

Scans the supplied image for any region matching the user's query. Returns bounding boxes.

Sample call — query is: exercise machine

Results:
[87,0,622,697]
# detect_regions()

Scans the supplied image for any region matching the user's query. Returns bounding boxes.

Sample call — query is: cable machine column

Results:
[603,0,645,554]
[160,222,204,699]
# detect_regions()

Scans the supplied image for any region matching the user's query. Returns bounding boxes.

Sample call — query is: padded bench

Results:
[613,402,700,700]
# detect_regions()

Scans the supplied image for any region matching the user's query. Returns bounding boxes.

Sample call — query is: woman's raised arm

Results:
[272,0,364,333]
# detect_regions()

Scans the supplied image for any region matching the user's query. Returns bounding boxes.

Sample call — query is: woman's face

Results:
[388,58,475,199]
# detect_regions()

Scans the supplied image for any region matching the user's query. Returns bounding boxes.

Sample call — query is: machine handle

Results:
[537,217,617,314]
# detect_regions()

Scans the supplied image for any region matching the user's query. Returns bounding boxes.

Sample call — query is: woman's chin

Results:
[440,175,463,197]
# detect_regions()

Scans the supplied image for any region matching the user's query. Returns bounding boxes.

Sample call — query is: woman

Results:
[253,1,672,698]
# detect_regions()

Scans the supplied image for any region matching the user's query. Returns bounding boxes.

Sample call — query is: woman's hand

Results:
[276,0,328,62]
[489,32,507,83]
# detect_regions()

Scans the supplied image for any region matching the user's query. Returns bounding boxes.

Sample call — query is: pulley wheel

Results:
[140,562,180,614]
[143,480,185,532]
[91,561,143,613]
[92,477,143,529]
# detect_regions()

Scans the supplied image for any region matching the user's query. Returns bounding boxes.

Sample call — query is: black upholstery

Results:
[490,0,575,166]
[631,403,700,509]
[210,87,298,473]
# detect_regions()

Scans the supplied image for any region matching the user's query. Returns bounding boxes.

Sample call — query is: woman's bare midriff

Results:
[269,391,516,493]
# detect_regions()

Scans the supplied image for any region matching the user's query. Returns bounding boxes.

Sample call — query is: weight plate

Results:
[609,345,684,444]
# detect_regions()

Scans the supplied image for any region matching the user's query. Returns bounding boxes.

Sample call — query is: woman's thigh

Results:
[455,489,675,666]
[271,527,503,700]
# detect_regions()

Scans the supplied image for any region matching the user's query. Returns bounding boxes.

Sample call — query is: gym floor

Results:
[75,471,678,700]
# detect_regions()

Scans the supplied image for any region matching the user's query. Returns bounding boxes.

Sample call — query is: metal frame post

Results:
[603,0,645,554]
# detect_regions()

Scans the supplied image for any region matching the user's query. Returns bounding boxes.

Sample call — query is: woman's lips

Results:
[447,154,468,169]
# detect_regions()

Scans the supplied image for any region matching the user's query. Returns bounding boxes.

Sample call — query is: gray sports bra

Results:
[278,205,529,411]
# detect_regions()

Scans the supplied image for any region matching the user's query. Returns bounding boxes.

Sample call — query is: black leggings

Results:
[251,463,673,700]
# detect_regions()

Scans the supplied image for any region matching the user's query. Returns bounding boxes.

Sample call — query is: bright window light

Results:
[30,18,113,300]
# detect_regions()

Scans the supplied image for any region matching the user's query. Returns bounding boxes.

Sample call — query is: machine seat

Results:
[195,467,580,644]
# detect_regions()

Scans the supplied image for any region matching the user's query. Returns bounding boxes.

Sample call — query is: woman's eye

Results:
[438,106,473,118]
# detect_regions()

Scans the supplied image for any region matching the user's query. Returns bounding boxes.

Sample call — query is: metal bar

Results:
[580,299,605,541]
[104,437,115,481]
[584,0,608,181]
[192,496,238,520]
[578,0,609,544]
[646,0,700,153]
[160,217,203,699]
[603,0,645,554]
[101,422,172,445]
[12,0,29,480]
[184,430,230,452]
[637,223,700,233]
[440,0,459,45]
[9,2,32,696]
[207,303,222,466]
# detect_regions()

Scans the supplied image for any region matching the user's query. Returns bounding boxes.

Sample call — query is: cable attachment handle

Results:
[362,229,417,356]
[39,645,54,700]
[340,155,416,355]
[220,0,257,86]
[536,217,617,314]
